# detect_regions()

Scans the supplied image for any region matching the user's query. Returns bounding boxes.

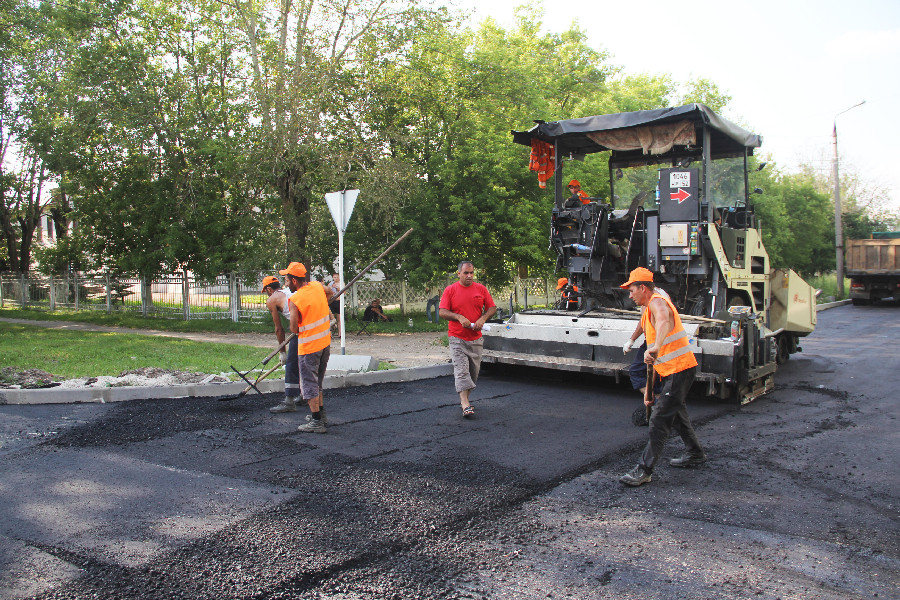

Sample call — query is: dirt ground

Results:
[0,317,448,388]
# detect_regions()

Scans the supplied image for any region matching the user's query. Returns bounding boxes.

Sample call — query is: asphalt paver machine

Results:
[482,104,817,403]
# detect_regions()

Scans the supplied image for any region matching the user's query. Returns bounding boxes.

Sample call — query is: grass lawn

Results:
[0,306,274,334]
[0,321,268,380]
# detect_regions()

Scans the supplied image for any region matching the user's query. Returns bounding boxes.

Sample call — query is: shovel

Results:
[631,363,655,427]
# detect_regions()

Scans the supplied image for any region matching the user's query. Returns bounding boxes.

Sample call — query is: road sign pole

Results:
[338,192,346,355]
[324,189,359,356]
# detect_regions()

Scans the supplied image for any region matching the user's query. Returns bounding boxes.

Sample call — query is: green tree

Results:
[750,165,834,277]
[233,0,437,265]
[353,8,624,286]
[24,0,265,279]
[0,0,54,273]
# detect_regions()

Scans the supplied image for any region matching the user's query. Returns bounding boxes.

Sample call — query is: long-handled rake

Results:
[216,228,414,402]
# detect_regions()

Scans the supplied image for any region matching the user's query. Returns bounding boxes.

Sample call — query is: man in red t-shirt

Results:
[439,261,497,418]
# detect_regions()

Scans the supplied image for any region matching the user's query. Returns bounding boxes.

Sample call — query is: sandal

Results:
[462,405,474,418]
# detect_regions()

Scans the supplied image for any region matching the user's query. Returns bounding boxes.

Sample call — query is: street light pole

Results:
[832,100,865,299]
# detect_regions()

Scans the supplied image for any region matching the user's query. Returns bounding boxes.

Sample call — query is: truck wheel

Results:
[775,334,791,365]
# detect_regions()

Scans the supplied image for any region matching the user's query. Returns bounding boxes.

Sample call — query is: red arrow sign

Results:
[670,188,691,203]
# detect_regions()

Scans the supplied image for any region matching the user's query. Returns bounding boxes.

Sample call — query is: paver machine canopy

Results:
[513,103,764,317]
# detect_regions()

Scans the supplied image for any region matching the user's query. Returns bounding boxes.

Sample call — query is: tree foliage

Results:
[3,0,891,285]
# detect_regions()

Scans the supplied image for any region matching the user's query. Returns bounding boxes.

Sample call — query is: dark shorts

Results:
[299,346,330,400]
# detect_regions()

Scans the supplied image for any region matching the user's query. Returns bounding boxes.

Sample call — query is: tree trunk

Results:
[276,166,311,264]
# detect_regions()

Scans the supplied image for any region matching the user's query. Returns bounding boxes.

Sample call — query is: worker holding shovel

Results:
[618,267,706,487]
[281,261,334,434]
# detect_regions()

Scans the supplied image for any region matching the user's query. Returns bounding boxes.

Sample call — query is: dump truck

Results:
[482,104,817,403]
[846,232,900,305]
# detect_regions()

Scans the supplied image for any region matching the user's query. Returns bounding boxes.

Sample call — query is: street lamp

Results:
[832,100,865,299]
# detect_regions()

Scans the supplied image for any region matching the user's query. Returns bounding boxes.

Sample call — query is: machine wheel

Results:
[775,334,791,365]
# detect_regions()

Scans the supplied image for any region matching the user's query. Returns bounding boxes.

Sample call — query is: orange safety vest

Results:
[289,282,332,355]
[564,285,579,308]
[641,292,698,377]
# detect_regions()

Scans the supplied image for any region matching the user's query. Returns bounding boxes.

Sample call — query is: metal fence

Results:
[0,271,555,322]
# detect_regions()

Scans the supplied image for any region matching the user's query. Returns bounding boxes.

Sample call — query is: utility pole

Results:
[832,101,865,299]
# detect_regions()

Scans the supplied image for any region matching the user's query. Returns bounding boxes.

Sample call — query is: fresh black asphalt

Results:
[0,303,897,599]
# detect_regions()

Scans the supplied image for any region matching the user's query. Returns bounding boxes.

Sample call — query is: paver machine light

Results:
[481,104,817,403]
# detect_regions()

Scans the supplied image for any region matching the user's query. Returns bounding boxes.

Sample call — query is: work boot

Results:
[619,465,652,487]
[269,398,297,413]
[669,452,707,468]
[305,407,328,426]
[297,419,327,434]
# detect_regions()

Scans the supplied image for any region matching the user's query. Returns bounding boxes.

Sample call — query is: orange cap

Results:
[261,275,279,292]
[556,277,569,290]
[619,267,654,289]
[278,262,307,279]
[568,179,581,187]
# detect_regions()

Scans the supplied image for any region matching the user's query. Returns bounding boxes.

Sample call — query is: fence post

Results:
[229,272,239,322]
[0,274,4,307]
[141,278,148,316]
[350,281,358,312]
[105,272,111,314]
[545,278,550,307]
[48,275,55,311]
[20,273,26,307]
[182,269,191,321]
[400,281,407,315]
[73,271,79,311]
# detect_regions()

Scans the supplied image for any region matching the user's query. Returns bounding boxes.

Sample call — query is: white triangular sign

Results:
[325,189,359,232]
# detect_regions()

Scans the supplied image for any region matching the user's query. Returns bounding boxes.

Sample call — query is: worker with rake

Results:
[278,261,334,434]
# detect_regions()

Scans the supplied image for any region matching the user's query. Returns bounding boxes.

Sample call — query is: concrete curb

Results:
[816,299,852,311]
[2,299,850,406]
[0,363,453,406]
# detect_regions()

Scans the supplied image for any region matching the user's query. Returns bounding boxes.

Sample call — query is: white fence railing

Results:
[0,272,556,322]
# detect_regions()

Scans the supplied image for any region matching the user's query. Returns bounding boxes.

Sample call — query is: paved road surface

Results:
[0,303,897,599]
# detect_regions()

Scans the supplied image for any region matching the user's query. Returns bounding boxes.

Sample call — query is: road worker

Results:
[262,275,301,413]
[279,262,334,434]
[618,267,706,486]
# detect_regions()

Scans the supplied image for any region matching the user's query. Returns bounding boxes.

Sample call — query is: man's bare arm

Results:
[440,307,471,328]
[289,302,300,335]
[473,305,497,330]
[266,295,286,344]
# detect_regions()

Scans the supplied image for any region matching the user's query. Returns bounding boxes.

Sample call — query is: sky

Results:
[449,0,900,216]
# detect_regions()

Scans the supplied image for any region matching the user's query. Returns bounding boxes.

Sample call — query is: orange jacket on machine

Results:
[290,283,332,355]
[530,139,555,188]
[640,293,698,377]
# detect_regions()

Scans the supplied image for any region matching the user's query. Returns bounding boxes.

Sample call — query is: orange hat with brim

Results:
[620,267,654,289]
[261,275,279,292]
[556,277,569,290]
[279,262,307,279]
[568,179,580,187]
